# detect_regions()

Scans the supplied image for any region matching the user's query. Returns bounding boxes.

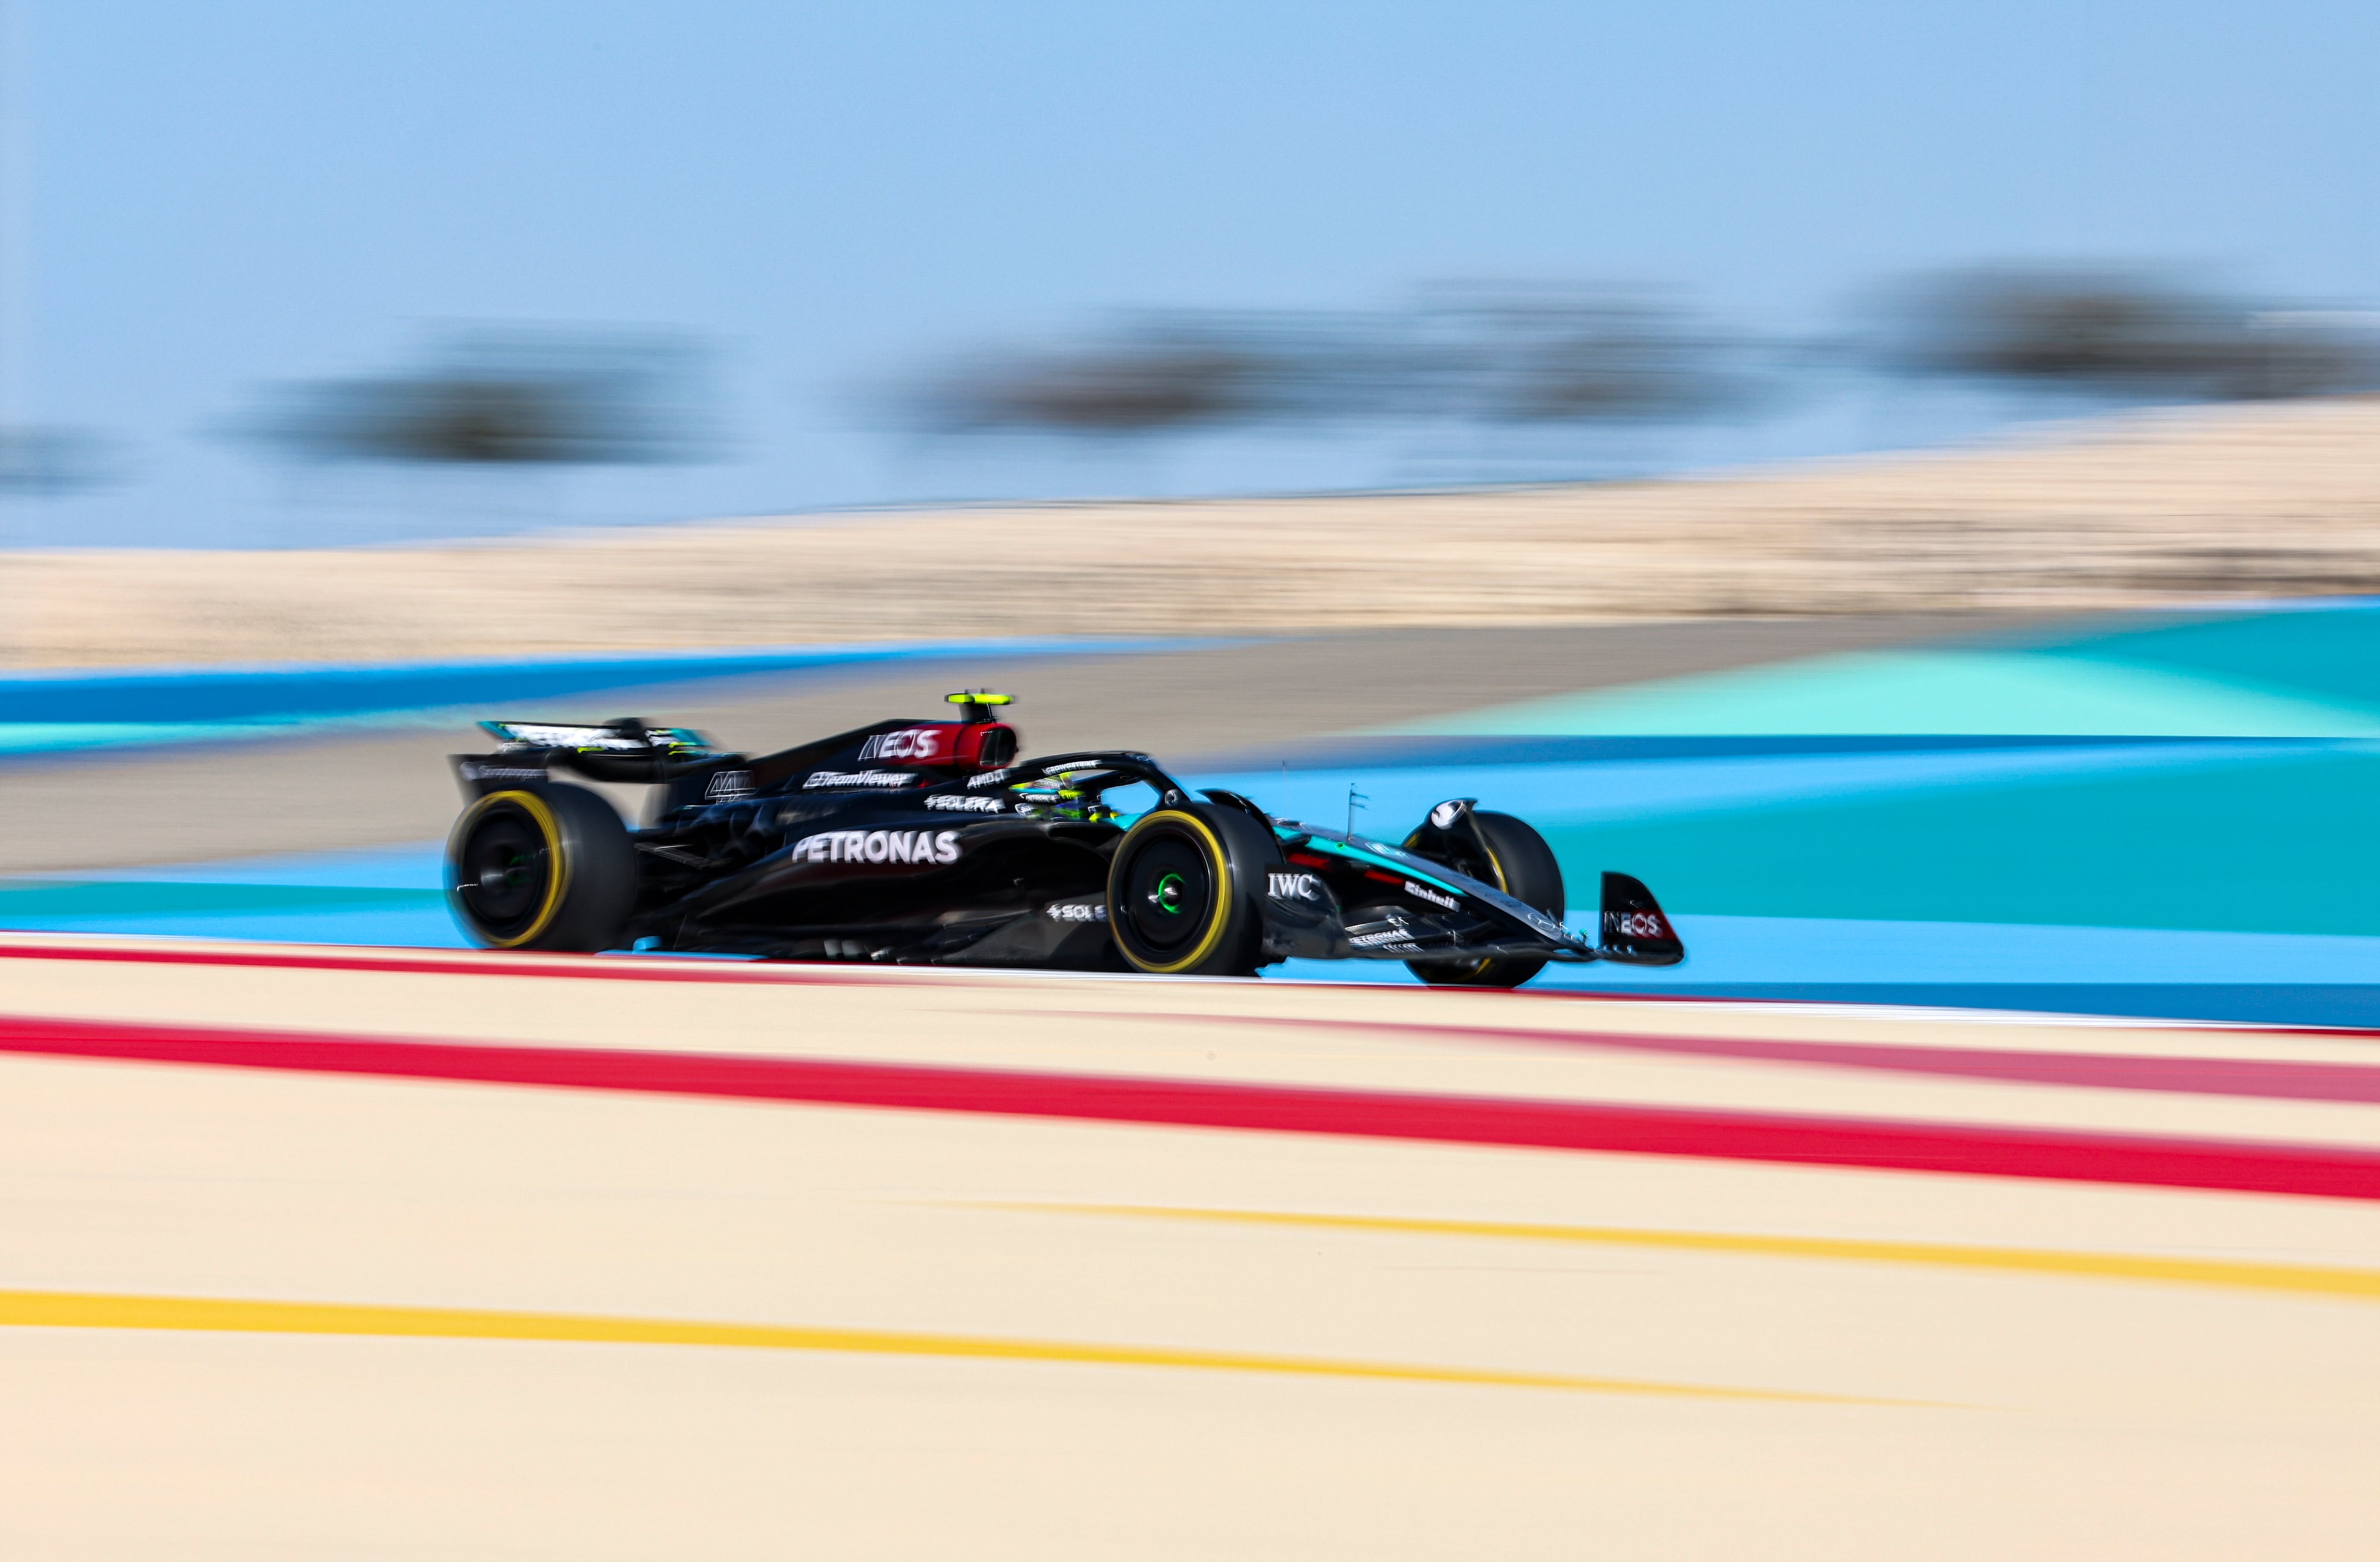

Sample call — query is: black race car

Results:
[443,693,1683,987]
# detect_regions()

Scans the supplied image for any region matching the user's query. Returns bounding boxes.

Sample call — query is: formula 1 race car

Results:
[443,694,1684,987]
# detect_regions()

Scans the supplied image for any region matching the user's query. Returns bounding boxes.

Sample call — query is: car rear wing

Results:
[478,718,716,755]
[451,717,747,799]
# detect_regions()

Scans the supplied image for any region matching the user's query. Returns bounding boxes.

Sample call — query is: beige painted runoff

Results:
[2,944,2376,1560]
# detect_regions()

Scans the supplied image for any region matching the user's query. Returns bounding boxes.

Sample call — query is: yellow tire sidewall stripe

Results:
[1111,810,1235,974]
[452,789,571,949]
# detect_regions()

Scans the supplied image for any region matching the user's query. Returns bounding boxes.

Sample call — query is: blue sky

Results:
[8,1,2377,545]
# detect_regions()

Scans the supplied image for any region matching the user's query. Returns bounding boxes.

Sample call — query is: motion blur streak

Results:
[993,1203,2380,1303]
[0,1290,1901,1407]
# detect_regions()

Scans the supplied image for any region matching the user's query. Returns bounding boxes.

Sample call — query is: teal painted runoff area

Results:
[1541,744,2380,935]
[1367,602,2380,939]
[1395,604,2380,739]
[1395,648,2380,738]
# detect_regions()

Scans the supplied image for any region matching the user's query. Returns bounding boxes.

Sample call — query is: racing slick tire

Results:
[1402,810,1564,990]
[446,785,637,952]
[1106,804,1273,977]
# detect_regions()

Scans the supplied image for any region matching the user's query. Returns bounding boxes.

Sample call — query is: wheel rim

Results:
[1119,824,1219,956]
[456,803,554,940]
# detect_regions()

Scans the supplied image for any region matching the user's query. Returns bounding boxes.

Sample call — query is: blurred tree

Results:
[904,288,1743,437]
[0,424,113,494]
[922,342,1267,432]
[1878,269,2380,400]
[243,332,713,466]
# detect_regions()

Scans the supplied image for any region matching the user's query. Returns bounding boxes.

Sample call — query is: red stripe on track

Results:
[1134,1012,2380,1105]
[0,940,873,987]
[23,937,2369,1103]
[1550,1030,2380,1103]
[9,941,2380,1050]
[6,1012,2380,1202]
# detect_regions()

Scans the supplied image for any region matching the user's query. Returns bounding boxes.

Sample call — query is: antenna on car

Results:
[945,689,1013,723]
[1346,784,1368,839]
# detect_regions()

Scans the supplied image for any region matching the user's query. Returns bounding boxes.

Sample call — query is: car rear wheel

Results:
[1107,805,1269,976]
[446,786,637,952]
[1402,810,1564,989]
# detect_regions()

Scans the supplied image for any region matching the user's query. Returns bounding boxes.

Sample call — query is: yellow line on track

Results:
[0,1290,1913,1407]
[987,1203,2380,1303]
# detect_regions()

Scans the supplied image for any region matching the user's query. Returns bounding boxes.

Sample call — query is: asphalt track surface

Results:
[5,935,2378,1560]
[0,617,1980,871]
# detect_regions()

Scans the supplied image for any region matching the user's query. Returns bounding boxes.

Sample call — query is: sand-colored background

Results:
[7,398,2378,668]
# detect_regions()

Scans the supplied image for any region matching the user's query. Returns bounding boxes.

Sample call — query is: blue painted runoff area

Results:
[9,821,2380,1025]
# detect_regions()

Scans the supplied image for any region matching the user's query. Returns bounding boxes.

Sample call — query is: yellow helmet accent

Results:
[945,690,1014,707]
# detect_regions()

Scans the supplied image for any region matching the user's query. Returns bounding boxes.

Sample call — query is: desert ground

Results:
[5,397,2376,668]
